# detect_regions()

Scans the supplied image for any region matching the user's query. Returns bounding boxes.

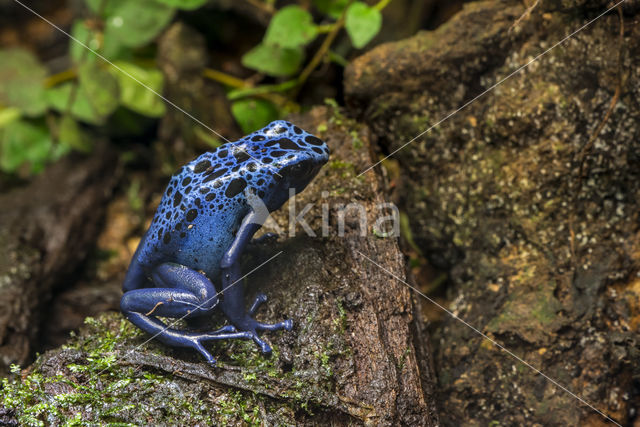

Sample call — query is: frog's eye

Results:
[289,160,313,177]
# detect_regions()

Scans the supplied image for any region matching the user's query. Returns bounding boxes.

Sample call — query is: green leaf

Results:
[70,19,127,63]
[0,108,21,129]
[59,115,92,153]
[78,62,120,117]
[242,43,303,77]
[0,49,47,116]
[46,83,105,125]
[153,0,208,10]
[108,61,166,117]
[70,20,99,63]
[103,0,175,48]
[265,5,318,48]
[231,99,279,134]
[345,2,382,49]
[0,119,52,173]
[84,0,119,16]
[313,0,349,19]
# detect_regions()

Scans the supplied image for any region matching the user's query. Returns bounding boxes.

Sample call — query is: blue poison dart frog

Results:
[121,120,329,364]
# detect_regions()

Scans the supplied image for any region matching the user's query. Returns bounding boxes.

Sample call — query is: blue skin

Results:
[121,120,329,364]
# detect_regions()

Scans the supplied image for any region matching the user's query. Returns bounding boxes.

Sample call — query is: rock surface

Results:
[0,146,118,376]
[0,107,439,426]
[345,1,640,425]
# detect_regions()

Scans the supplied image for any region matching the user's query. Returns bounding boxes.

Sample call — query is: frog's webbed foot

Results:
[189,330,256,364]
[121,262,253,365]
[238,294,294,355]
[249,294,293,331]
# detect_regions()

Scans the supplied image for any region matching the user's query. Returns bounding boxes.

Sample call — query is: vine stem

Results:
[294,0,392,96]
[374,0,393,11]
[64,0,109,113]
[293,2,349,97]
[202,68,247,89]
[44,68,77,88]
[207,0,395,101]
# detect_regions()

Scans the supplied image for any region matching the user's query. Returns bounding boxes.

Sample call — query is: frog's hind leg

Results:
[248,294,293,331]
[120,262,252,364]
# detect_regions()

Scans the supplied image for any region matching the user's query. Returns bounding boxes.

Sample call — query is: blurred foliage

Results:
[0,0,390,175]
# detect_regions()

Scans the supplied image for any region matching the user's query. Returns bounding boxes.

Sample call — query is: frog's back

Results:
[134,120,329,279]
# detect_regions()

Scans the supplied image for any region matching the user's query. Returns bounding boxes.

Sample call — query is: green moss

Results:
[333,299,347,334]
[349,130,363,150]
[216,391,261,426]
[396,347,412,372]
[0,314,267,425]
[328,159,354,170]
[531,286,562,325]
[324,98,344,125]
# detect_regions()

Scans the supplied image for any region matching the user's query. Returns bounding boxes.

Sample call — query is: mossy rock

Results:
[0,107,438,426]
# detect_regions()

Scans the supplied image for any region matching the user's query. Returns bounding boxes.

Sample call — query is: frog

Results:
[121,120,329,364]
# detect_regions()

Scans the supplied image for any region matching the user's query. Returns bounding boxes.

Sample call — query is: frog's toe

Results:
[255,319,293,332]
[251,335,272,355]
[193,341,217,365]
[248,293,268,316]
[211,325,237,334]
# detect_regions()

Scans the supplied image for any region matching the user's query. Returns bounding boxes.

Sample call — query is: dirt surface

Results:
[345,1,640,425]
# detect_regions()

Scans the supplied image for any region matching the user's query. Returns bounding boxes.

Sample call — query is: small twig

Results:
[145,301,164,316]
[245,0,275,16]
[568,213,577,268]
[576,6,625,179]
[567,5,625,267]
[293,3,349,97]
[509,0,540,33]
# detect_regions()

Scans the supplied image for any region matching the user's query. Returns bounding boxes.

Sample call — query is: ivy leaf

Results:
[231,99,279,134]
[58,115,92,153]
[78,62,120,117]
[70,19,127,63]
[313,0,349,19]
[103,0,175,48]
[108,61,166,117]
[0,49,47,117]
[46,83,105,125]
[0,119,52,173]
[242,43,303,77]
[153,0,208,10]
[84,0,119,16]
[345,2,382,49]
[70,20,99,63]
[265,5,318,48]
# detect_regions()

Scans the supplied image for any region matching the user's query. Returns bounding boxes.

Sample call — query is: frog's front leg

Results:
[121,262,252,364]
[219,212,293,355]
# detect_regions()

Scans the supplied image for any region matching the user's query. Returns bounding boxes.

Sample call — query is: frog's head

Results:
[245,120,329,210]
